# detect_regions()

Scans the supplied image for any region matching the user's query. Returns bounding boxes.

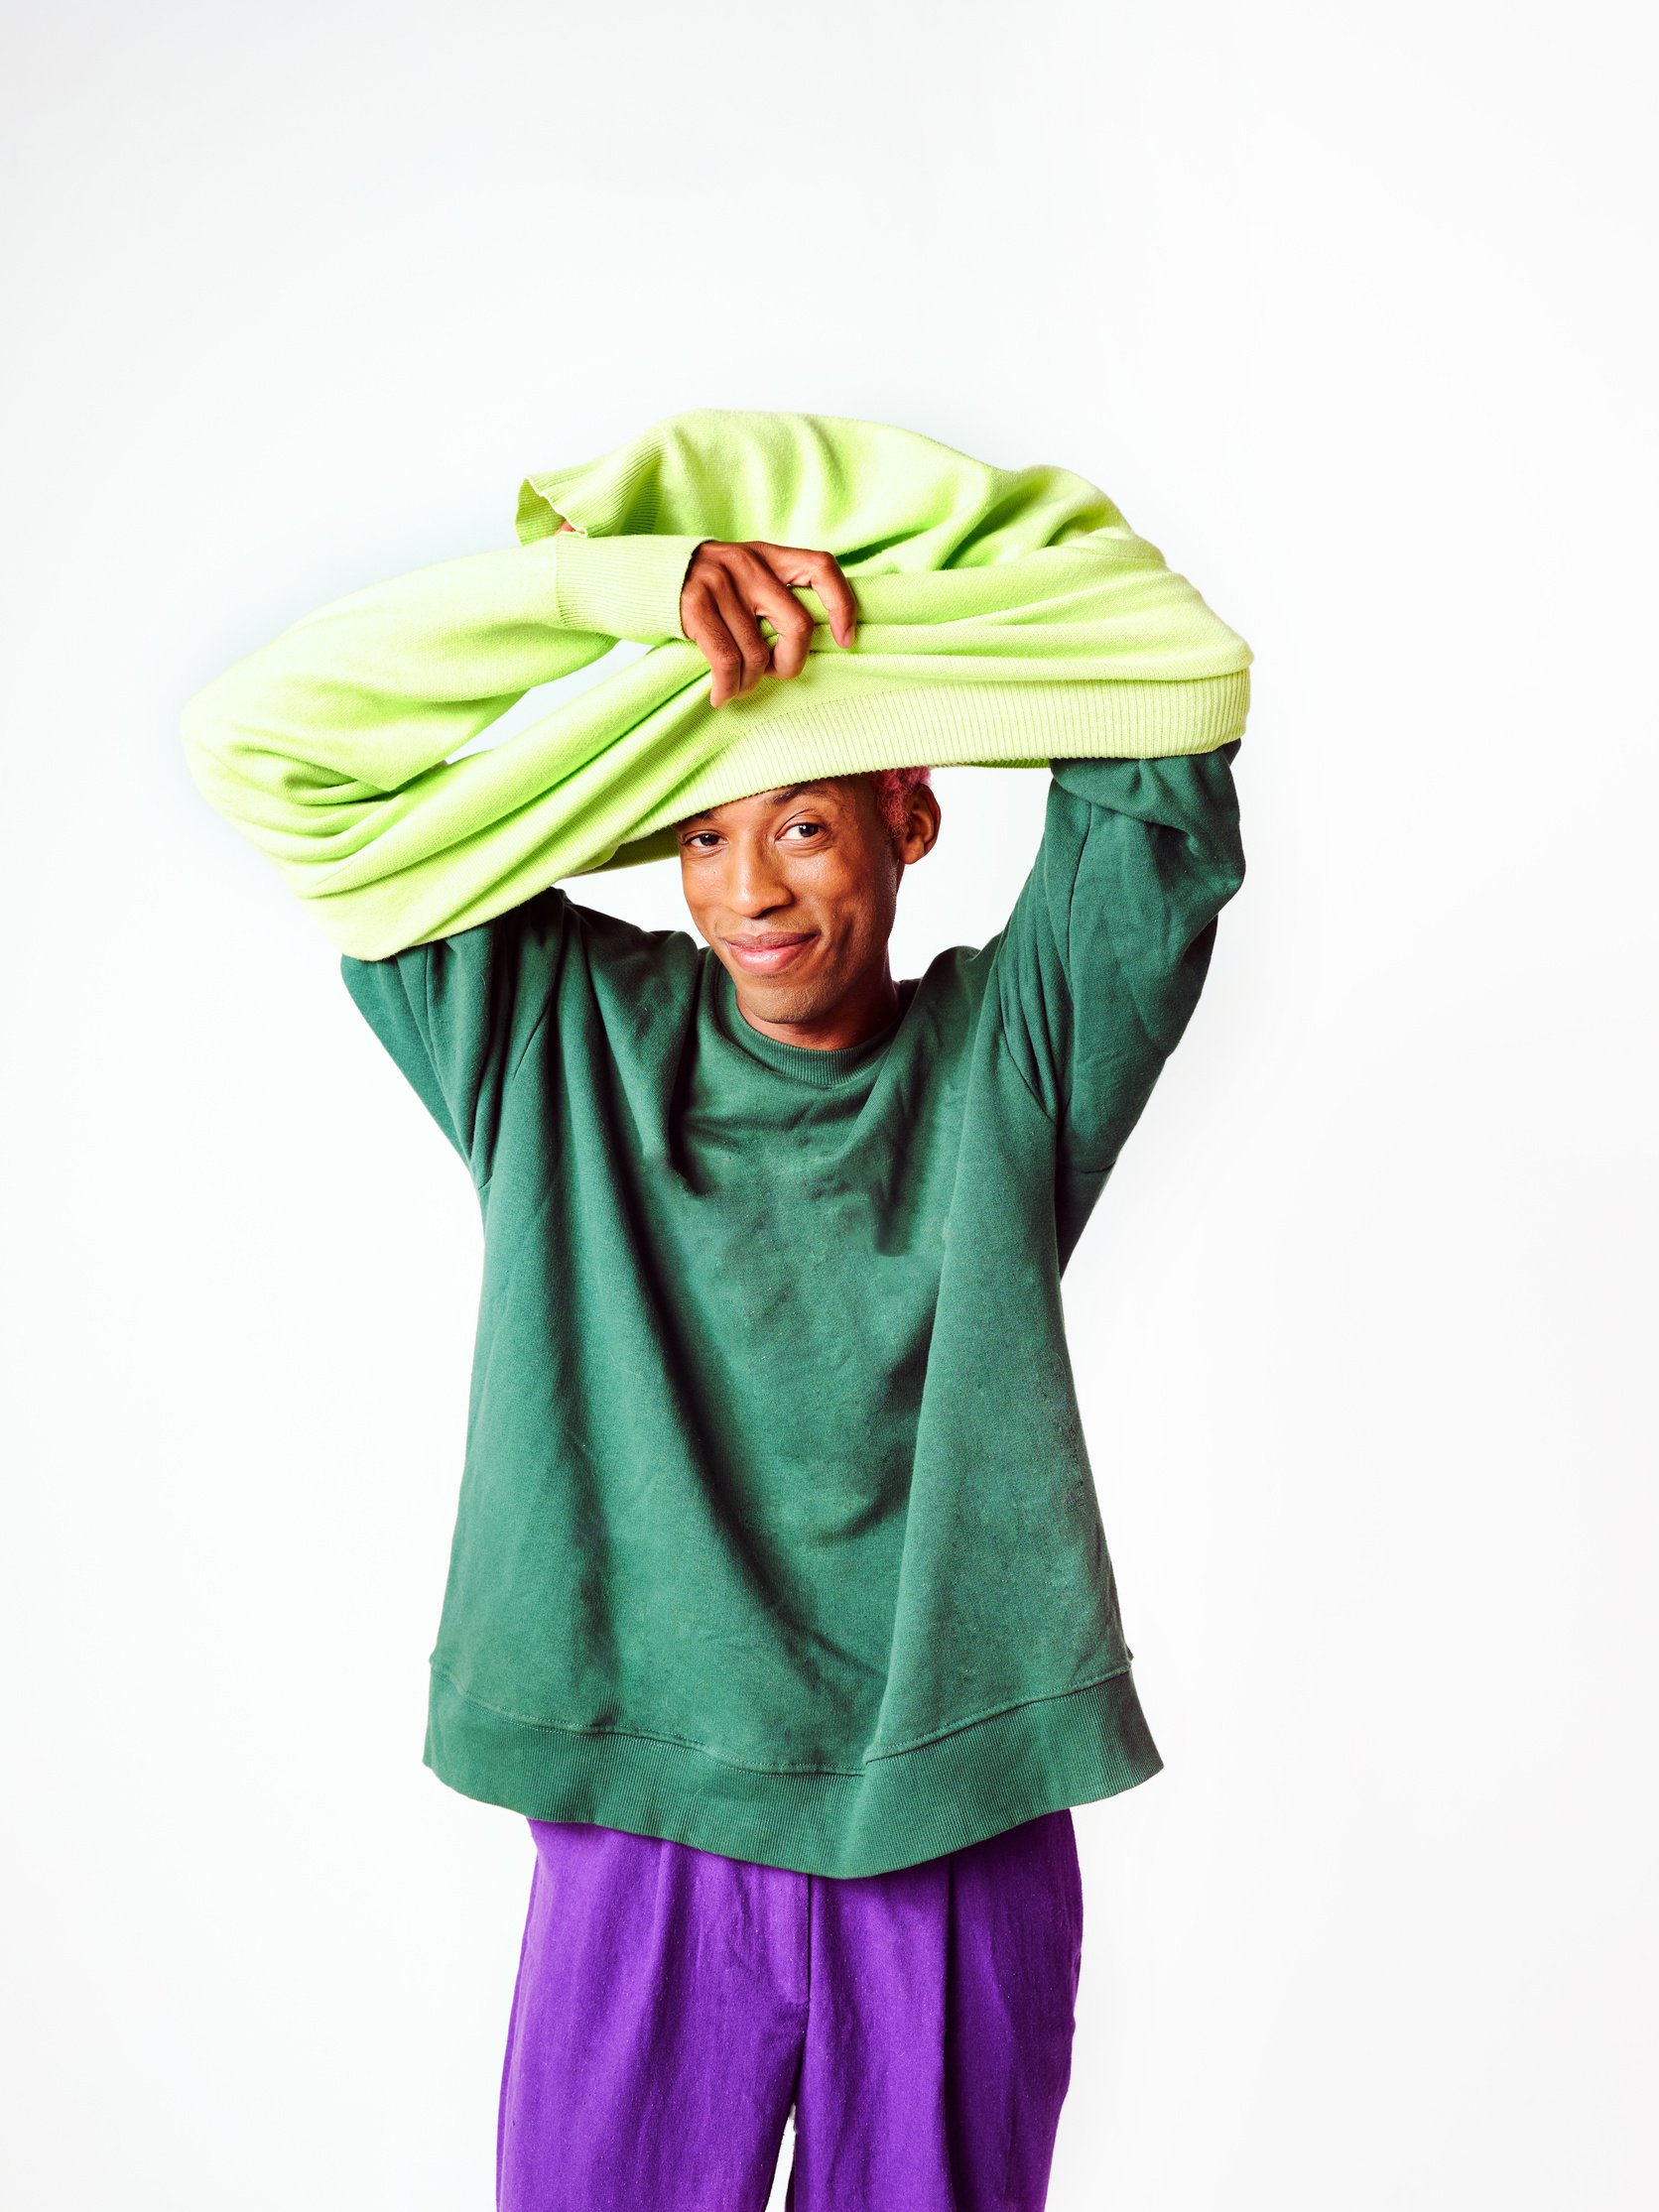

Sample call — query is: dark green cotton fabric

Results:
[341,743,1244,1877]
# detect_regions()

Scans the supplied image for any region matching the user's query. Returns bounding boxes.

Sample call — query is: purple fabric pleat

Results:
[497,1811,1084,2212]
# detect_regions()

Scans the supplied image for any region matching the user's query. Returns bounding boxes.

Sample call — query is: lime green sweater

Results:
[181,409,1252,960]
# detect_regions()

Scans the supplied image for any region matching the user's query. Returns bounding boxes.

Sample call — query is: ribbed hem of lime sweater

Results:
[423,1659,1163,1878]
[606,668,1252,859]
[547,530,705,643]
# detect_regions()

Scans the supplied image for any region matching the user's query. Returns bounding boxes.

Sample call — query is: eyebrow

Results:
[679,782,833,827]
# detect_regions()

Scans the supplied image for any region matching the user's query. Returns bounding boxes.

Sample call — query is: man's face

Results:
[675,776,938,1029]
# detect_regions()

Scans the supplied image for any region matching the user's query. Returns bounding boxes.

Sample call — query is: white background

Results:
[3,4,1654,2206]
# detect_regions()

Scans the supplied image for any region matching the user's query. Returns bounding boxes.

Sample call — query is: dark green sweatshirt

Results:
[341,743,1244,1877]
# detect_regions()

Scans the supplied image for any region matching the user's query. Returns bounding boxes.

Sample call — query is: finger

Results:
[754,543,858,649]
[708,571,774,696]
[681,581,745,706]
[733,552,816,680]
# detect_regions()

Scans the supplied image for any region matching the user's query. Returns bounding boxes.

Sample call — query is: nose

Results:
[726,833,791,919]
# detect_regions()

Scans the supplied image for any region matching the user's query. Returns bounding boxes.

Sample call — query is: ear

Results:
[898,784,942,868]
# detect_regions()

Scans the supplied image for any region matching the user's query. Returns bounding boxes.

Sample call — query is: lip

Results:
[723,931,817,975]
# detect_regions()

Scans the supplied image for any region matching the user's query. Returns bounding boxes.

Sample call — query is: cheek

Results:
[679,855,725,898]
[826,888,889,959]
[678,872,717,938]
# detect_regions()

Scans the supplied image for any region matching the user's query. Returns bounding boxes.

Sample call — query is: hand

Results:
[679,540,858,707]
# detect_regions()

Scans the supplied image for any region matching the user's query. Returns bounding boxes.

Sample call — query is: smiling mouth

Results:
[724,931,816,975]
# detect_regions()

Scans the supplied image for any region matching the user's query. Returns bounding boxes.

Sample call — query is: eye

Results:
[682,831,721,852]
[782,819,826,843]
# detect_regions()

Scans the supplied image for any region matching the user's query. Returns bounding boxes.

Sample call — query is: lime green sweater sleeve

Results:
[180,530,706,933]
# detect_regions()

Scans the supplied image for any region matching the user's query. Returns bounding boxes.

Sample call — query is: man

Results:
[183,418,1247,2211]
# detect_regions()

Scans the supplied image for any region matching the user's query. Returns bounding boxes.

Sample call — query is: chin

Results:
[738,984,826,1024]
[730,969,838,1025]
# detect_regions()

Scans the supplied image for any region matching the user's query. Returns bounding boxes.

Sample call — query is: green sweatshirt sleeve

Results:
[180,530,706,937]
[989,741,1245,1178]
[337,889,579,1190]
[338,915,514,1187]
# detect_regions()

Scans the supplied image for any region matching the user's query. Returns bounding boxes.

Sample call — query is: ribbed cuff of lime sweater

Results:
[547,531,704,643]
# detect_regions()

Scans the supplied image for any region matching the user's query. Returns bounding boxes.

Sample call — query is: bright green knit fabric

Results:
[181,409,1252,960]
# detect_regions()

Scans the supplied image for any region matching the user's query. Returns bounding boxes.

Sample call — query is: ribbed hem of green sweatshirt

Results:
[423,1659,1164,1879]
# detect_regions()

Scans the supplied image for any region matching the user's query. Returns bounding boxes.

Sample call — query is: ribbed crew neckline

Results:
[712,960,915,1087]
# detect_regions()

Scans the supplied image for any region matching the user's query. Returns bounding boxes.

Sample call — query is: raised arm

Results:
[988,743,1245,1219]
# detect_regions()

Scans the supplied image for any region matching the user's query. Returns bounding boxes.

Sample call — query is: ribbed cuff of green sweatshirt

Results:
[545,530,705,643]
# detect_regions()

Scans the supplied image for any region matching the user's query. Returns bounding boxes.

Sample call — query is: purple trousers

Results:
[496,1810,1085,2212]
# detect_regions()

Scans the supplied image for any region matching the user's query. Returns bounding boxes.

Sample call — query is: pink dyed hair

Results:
[868,765,933,838]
